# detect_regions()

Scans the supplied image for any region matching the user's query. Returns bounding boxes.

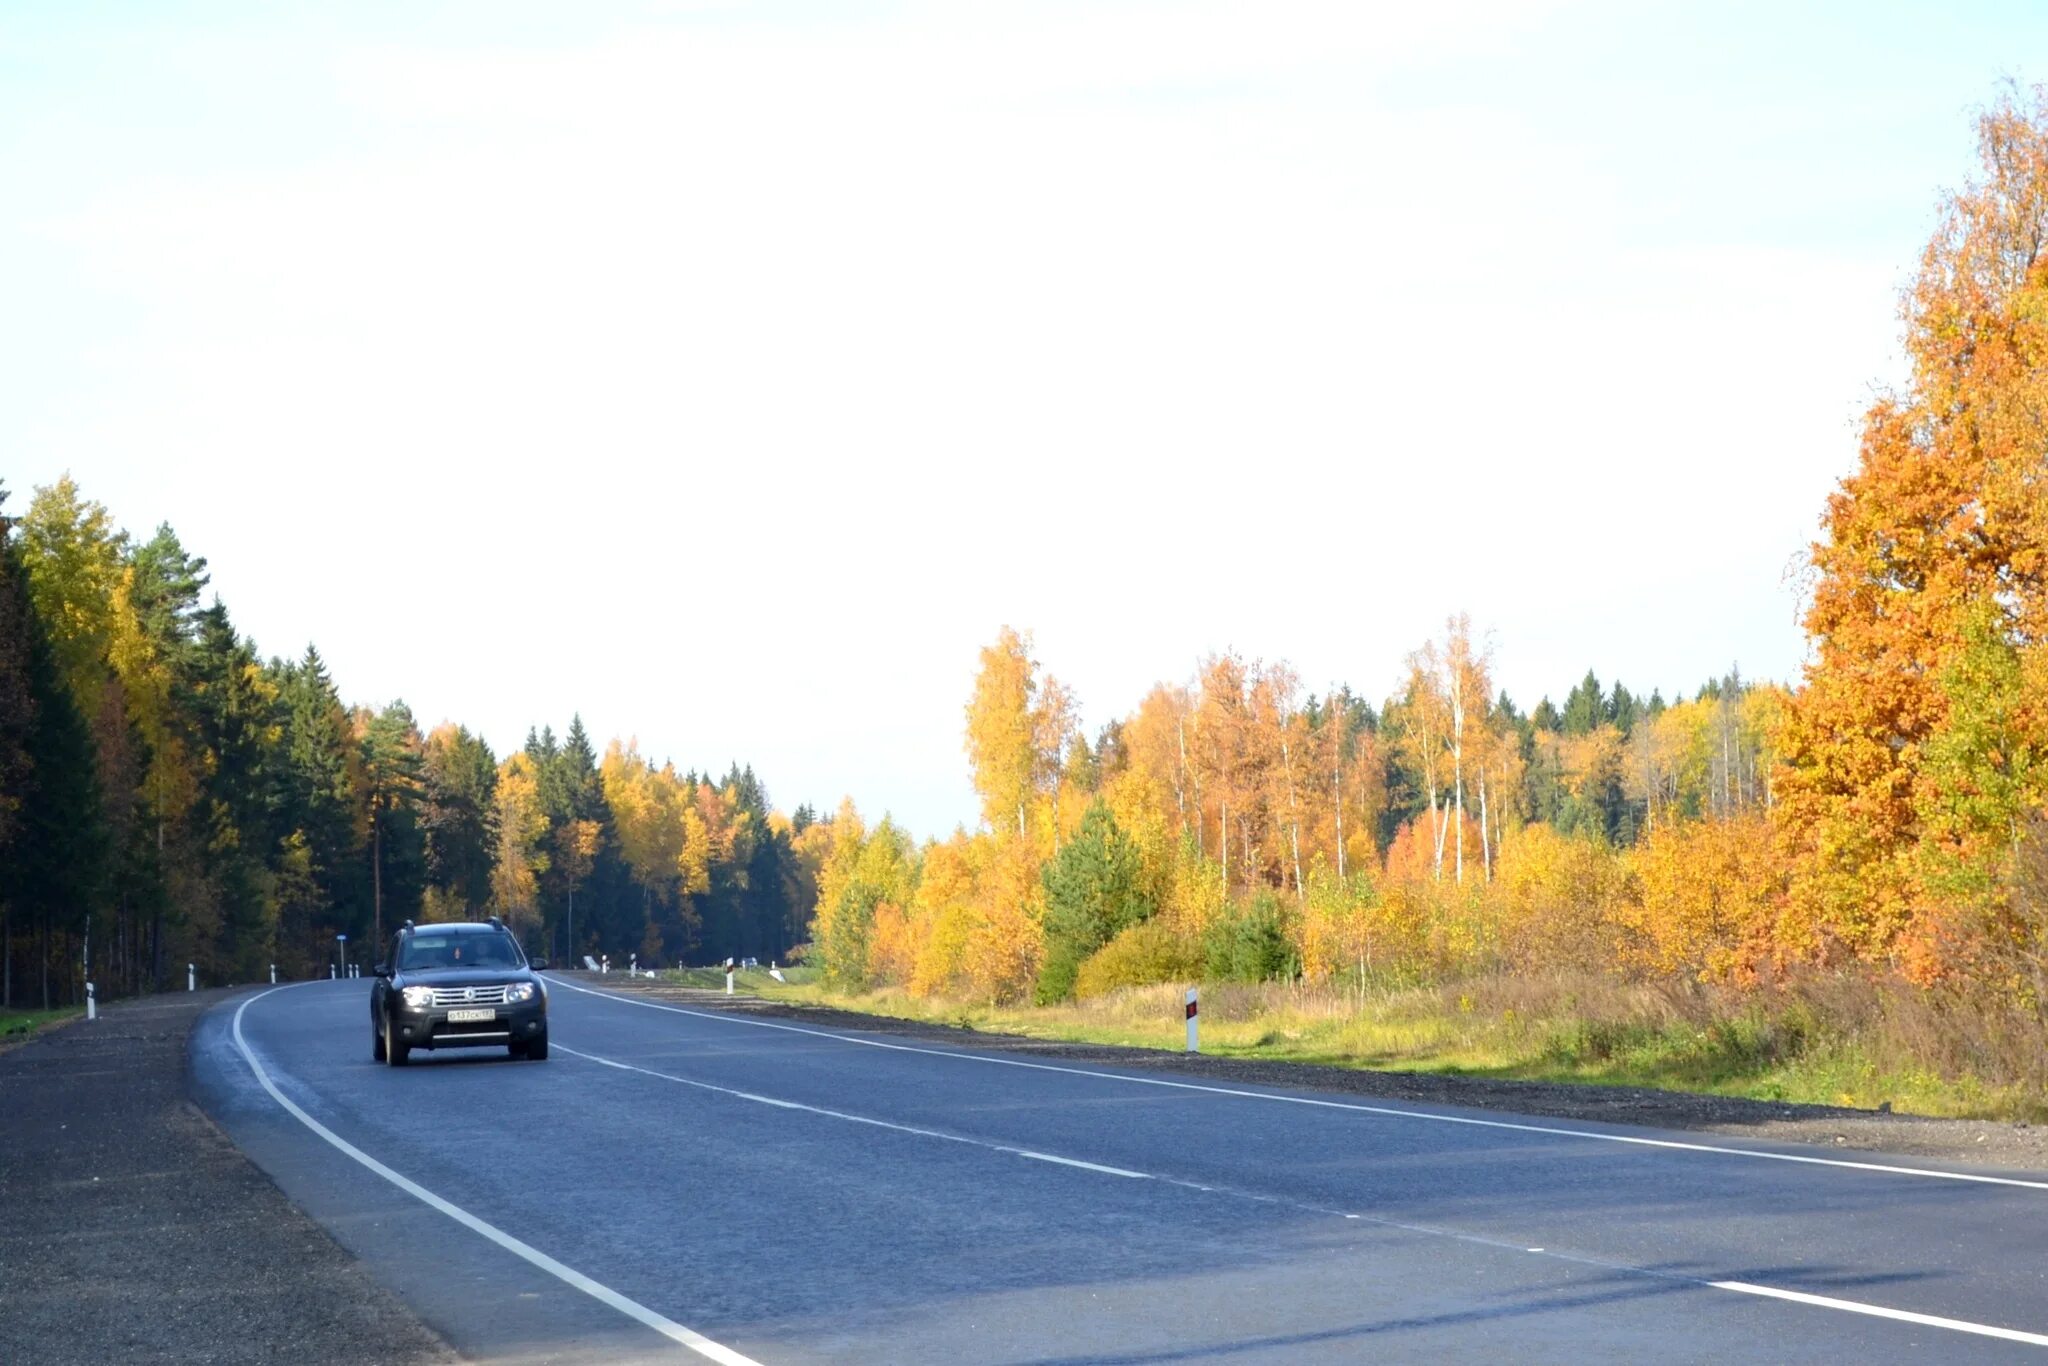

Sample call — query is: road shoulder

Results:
[0,989,459,1366]
[572,972,2048,1173]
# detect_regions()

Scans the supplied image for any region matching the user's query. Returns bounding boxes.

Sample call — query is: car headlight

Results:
[401,986,435,1009]
[503,982,536,1003]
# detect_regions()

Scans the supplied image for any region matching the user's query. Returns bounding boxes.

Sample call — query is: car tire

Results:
[373,1025,386,1062]
[385,1018,409,1067]
[526,1032,548,1061]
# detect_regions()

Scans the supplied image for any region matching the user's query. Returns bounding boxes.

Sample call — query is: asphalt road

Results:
[191,976,2048,1363]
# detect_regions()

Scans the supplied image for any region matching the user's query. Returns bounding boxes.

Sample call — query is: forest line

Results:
[9,92,2048,1100]
[0,477,822,1005]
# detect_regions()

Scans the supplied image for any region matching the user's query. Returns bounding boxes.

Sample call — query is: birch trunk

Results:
[1478,764,1492,882]
[1176,713,1189,835]
[1280,732,1305,903]
[1333,749,1346,883]
[1451,666,1465,885]
[1220,799,1229,891]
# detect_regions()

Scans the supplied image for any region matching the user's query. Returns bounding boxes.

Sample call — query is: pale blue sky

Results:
[4,2,2042,835]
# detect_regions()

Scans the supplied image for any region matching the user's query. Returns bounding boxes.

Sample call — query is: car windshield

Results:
[397,931,523,971]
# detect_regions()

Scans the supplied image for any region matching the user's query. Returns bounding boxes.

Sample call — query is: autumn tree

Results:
[965,627,1072,841]
[1395,643,1452,879]
[491,753,550,939]
[1779,85,2048,978]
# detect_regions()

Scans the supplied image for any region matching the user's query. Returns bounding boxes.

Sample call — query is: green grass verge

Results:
[0,1005,85,1044]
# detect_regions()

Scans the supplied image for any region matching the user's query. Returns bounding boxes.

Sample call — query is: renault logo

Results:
[464,987,476,1003]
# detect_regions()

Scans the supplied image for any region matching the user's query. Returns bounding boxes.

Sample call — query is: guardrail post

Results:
[86,981,96,1021]
[1185,987,1199,1053]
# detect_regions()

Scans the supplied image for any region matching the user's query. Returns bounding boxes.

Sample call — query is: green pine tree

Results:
[1037,802,1152,1003]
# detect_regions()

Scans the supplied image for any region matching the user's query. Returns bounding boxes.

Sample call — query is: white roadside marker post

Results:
[269,964,276,985]
[188,963,196,993]
[725,959,735,996]
[1185,987,1199,1053]
[86,981,96,1021]
[629,953,637,978]
[329,964,336,980]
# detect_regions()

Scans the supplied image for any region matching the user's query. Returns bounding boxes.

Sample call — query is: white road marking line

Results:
[1711,1281,2048,1347]
[548,976,2048,1193]
[1011,1151,1150,1178]
[551,1003,2048,1350]
[555,1042,1151,1180]
[230,986,758,1366]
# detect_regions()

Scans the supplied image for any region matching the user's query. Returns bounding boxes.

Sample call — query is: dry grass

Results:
[763,969,2048,1121]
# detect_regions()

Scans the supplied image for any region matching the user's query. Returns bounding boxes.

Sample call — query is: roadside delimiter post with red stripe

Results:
[1185,986,1198,1053]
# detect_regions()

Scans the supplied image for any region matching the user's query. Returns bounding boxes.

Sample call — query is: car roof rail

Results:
[488,915,505,930]
[401,919,415,932]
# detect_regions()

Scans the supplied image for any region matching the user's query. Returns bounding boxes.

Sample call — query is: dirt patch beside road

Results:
[576,973,2048,1174]
[0,989,458,1366]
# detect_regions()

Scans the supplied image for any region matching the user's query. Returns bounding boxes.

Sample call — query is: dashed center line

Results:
[548,976,2048,1193]
[554,983,2048,1350]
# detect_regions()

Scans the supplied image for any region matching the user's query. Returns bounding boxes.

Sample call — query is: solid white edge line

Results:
[230,985,760,1366]
[550,978,2048,1349]
[546,976,2048,1193]
[1711,1282,2048,1347]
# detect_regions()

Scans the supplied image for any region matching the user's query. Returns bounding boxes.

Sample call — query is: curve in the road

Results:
[230,983,761,1366]
[213,974,2048,1361]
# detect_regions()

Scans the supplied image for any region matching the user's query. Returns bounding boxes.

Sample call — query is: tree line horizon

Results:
[0,468,1745,1007]
[9,89,2048,1035]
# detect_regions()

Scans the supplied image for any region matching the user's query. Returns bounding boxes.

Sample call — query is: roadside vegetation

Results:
[0,1006,82,1047]
[14,89,2048,1125]
[744,969,2048,1122]
[780,89,2048,1127]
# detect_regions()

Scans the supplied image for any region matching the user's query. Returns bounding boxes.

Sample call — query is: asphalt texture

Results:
[0,988,456,1366]
[592,979,2048,1172]
[192,975,2048,1364]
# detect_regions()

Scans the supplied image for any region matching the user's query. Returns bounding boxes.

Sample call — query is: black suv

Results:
[370,919,550,1065]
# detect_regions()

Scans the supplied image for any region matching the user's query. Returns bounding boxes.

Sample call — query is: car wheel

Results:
[373,1023,386,1062]
[526,1032,548,1061]
[385,1018,409,1067]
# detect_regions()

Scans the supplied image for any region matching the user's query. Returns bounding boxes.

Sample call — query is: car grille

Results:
[427,984,512,1007]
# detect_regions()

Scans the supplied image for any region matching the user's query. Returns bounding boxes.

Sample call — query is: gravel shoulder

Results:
[579,973,2048,1173]
[0,989,458,1366]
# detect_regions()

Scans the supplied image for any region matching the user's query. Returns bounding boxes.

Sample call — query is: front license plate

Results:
[446,1008,496,1023]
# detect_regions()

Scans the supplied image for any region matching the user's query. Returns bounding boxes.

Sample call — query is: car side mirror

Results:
[530,958,549,971]
[373,962,391,978]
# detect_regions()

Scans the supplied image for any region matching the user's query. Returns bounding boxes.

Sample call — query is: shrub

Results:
[1203,892,1297,982]
[1074,920,1201,999]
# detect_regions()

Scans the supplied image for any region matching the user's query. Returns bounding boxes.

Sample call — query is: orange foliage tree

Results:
[1778,87,2048,980]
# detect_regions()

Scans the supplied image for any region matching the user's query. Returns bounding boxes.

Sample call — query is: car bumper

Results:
[392,1001,547,1050]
